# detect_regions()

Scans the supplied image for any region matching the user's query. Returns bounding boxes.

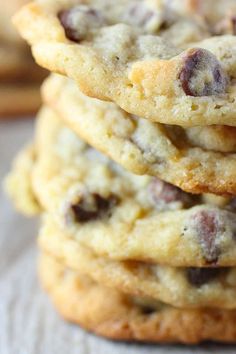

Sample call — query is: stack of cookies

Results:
[6,0,236,344]
[0,0,45,116]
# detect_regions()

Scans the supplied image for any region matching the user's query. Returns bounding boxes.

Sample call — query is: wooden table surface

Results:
[0,117,235,354]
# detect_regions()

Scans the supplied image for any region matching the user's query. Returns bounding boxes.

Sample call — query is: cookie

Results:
[43,74,236,195]
[5,144,41,215]
[39,252,236,343]
[38,215,236,309]
[7,143,236,309]
[14,0,236,127]
[169,0,236,31]
[7,106,236,267]
[7,143,236,308]
[0,83,41,117]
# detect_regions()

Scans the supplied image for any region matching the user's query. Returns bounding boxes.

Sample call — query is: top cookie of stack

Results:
[0,0,46,116]
[13,0,236,125]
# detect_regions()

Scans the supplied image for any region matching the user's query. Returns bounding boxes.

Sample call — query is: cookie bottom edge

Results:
[39,252,236,344]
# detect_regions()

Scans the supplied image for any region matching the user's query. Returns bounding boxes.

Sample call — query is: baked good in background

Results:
[0,0,46,117]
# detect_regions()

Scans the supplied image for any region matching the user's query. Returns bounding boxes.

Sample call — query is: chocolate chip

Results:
[149,178,192,206]
[191,210,223,263]
[186,267,224,287]
[67,193,119,223]
[179,48,228,96]
[140,305,156,315]
[58,6,106,42]
[59,10,77,42]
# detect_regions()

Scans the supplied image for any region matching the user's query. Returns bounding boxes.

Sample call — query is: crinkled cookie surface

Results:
[39,252,236,343]
[7,106,236,267]
[38,216,236,309]
[43,74,236,196]
[13,0,236,126]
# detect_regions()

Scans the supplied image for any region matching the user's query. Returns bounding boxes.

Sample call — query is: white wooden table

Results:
[0,118,235,354]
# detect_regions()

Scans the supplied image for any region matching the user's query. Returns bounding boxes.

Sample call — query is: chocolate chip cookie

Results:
[6,106,236,267]
[8,138,236,309]
[37,215,236,309]
[169,0,236,34]
[43,74,236,196]
[14,0,236,126]
[39,252,236,343]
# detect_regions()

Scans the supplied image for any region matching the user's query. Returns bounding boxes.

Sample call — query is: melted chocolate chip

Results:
[68,193,119,223]
[191,210,223,263]
[140,305,156,315]
[179,48,228,96]
[186,267,224,287]
[58,6,105,42]
[149,178,191,206]
[58,9,78,42]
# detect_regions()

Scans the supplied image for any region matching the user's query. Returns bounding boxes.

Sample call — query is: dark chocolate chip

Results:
[191,210,222,263]
[68,193,119,223]
[186,267,225,287]
[59,9,79,42]
[58,6,105,42]
[140,305,156,315]
[179,48,228,96]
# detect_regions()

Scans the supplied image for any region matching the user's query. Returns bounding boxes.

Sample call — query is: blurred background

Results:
[0,0,46,117]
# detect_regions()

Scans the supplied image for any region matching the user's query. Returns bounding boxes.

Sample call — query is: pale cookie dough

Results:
[5,144,41,215]
[7,142,236,307]
[168,0,236,32]
[14,0,236,127]
[43,74,236,195]
[7,107,236,267]
[7,141,236,308]
[38,216,236,309]
[39,252,236,344]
